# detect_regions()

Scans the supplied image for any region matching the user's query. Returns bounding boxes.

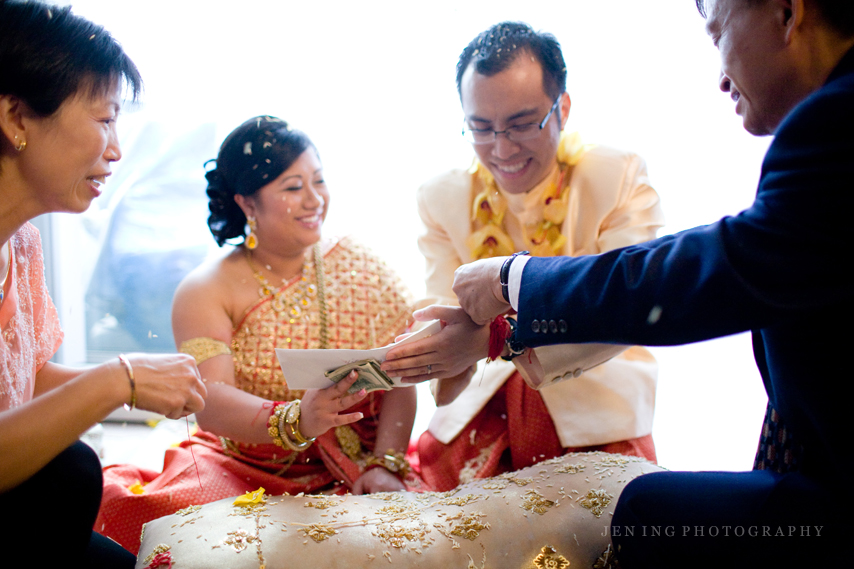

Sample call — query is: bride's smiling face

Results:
[239,148,329,254]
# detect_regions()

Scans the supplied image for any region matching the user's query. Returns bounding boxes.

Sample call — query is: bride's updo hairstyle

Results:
[205,115,315,246]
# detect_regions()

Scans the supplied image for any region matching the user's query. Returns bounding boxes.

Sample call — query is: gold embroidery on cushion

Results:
[534,545,570,569]
[579,488,613,517]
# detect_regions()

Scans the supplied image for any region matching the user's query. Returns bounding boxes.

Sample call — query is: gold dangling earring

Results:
[14,136,26,152]
[245,216,258,250]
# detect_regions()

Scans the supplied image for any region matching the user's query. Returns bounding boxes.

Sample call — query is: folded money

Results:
[276,320,442,391]
[324,359,395,394]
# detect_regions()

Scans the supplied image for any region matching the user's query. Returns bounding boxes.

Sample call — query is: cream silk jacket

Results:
[417,143,664,447]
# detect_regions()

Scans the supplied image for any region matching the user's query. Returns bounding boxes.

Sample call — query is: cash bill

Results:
[324,359,395,394]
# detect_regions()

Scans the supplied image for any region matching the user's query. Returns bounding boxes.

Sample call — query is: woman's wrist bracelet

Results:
[364,449,410,479]
[117,354,136,411]
[267,400,314,451]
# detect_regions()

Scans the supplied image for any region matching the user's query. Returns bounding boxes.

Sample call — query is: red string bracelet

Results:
[487,316,512,362]
[186,417,203,490]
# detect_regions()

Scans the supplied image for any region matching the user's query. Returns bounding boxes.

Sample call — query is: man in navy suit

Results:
[452,0,854,566]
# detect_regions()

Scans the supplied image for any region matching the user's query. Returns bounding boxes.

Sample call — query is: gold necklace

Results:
[466,131,590,260]
[245,243,329,349]
[0,241,11,304]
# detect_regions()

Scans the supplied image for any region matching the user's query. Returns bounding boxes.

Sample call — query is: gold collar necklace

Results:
[245,243,329,349]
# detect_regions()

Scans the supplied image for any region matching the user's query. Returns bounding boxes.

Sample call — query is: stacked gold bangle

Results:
[267,400,315,451]
[117,354,136,411]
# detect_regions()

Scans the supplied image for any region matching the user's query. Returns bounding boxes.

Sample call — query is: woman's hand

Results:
[128,353,207,419]
[381,305,490,383]
[351,467,406,495]
[298,371,368,439]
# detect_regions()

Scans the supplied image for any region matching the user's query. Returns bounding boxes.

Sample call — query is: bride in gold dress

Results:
[98,116,419,554]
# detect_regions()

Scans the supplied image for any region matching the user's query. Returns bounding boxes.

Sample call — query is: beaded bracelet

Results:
[500,250,530,302]
[117,354,137,411]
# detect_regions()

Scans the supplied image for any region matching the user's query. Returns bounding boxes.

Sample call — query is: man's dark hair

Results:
[0,0,142,117]
[695,0,854,37]
[455,22,567,101]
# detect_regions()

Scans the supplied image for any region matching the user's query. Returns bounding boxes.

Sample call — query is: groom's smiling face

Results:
[460,54,568,195]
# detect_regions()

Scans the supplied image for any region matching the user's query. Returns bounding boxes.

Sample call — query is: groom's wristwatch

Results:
[500,251,530,303]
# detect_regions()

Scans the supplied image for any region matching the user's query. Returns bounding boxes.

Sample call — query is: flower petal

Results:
[233,487,266,506]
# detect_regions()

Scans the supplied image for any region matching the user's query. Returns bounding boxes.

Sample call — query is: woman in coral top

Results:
[0,2,206,567]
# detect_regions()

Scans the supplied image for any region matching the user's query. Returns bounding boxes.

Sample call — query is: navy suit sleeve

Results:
[516,79,854,348]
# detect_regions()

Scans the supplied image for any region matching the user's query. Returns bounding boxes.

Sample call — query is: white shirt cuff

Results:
[508,255,530,311]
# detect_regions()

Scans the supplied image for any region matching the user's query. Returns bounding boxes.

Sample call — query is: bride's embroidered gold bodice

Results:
[231,236,412,401]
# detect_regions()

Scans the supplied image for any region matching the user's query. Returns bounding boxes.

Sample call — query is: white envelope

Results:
[276,320,443,390]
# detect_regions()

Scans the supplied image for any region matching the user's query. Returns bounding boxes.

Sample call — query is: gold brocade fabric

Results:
[231,236,413,401]
[179,337,232,365]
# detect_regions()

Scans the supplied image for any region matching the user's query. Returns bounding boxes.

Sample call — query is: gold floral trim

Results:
[335,425,363,462]
[179,337,232,365]
[534,545,570,569]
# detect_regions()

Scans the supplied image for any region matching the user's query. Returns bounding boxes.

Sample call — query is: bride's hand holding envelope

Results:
[299,371,367,439]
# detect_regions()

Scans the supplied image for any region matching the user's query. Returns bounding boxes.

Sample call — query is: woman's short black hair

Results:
[455,21,567,102]
[0,0,142,117]
[205,116,315,247]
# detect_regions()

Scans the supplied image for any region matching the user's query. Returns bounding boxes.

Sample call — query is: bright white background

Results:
[53,0,771,472]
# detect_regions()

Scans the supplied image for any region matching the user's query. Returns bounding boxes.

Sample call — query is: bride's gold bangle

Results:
[288,420,312,445]
[267,402,297,451]
[267,400,314,451]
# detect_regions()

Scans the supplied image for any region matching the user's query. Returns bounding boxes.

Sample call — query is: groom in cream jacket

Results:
[383,22,664,491]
